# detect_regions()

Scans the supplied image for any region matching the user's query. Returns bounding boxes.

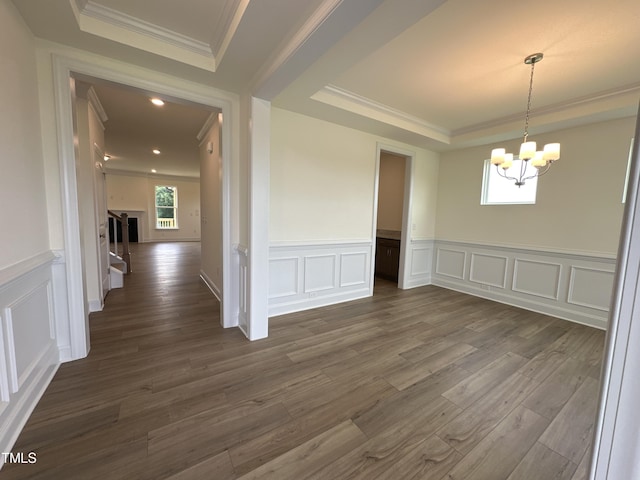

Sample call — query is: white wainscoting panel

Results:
[432,241,615,329]
[404,239,434,288]
[304,255,336,293]
[340,253,368,287]
[269,257,298,298]
[470,253,508,289]
[568,266,615,312]
[269,242,372,316]
[435,248,466,280]
[6,283,54,392]
[0,252,60,456]
[512,259,562,300]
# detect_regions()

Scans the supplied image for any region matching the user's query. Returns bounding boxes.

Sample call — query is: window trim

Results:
[481,158,538,205]
[154,185,179,229]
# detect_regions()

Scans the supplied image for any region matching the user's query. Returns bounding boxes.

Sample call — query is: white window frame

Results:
[481,158,538,205]
[155,185,179,229]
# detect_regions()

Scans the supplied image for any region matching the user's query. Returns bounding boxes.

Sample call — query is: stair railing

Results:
[107,210,131,274]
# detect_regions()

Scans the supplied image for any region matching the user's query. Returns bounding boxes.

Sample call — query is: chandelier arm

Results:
[495,165,520,183]
[519,159,529,185]
[520,163,553,183]
[533,163,553,177]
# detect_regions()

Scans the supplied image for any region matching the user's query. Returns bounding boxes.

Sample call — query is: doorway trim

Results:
[591,113,640,479]
[51,52,238,361]
[371,143,415,292]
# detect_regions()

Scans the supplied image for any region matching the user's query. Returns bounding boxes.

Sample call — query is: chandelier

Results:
[490,53,560,187]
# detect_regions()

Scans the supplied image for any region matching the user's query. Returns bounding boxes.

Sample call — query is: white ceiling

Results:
[89,81,215,177]
[12,0,640,175]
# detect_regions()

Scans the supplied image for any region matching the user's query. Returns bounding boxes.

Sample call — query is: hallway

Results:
[4,242,235,478]
[3,243,602,479]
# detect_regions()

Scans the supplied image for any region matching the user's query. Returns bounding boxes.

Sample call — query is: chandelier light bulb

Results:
[501,153,514,170]
[491,148,506,165]
[531,151,546,168]
[519,141,537,161]
[543,143,560,162]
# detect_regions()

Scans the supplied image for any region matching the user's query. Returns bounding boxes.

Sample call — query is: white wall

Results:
[270,108,440,243]
[0,1,60,458]
[270,108,377,242]
[436,117,634,255]
[411,149,439,241]
[0,1,49,270]
[269,107,440,314]
[377,152,405,232]
[106,172,201,243]
[199,115,223,298]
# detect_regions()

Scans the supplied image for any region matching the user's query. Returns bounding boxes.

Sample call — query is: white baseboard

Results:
[0,343,59,457]
[143,238,201,243]
[269,288,371,317]
[88,299,103,312]
[199,270,221,302]
[433,276,607,330]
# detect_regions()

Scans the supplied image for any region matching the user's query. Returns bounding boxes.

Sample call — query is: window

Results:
[155,185,178,228]
[481,158,538,205]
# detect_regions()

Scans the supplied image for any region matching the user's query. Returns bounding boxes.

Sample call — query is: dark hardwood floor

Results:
[3,242,604,479]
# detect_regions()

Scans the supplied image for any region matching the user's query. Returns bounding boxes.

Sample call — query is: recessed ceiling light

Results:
[151,169,157,173]
[150,98,164,106]
[103,155,110,161]
[152,149,161,155]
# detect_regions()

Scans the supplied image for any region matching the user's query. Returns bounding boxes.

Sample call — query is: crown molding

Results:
[86,85,108,123]
[453,82,640,138]
[82,1,211,56]
[312,84,451,144]
[74,80,108,129]
[311,82,639,148]
[74,1,216,71]
[250,0,345,97]
[196,113,219,142]
[105,168,199,182]
[210,0,250,67]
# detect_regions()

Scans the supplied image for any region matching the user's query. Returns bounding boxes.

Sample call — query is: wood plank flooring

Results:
[2,242,605,479]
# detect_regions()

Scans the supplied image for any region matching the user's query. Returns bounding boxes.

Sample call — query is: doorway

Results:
[374,151,407,284]
[371,144,414,294]
[52,54,235,361]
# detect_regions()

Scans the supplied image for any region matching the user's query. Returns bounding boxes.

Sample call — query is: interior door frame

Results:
[591,109,640,479]
[370,143,415,292]
[92,143,110,303]
[51,52,237,361]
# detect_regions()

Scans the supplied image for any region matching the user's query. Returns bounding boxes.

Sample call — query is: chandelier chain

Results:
[523,60,536,142]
